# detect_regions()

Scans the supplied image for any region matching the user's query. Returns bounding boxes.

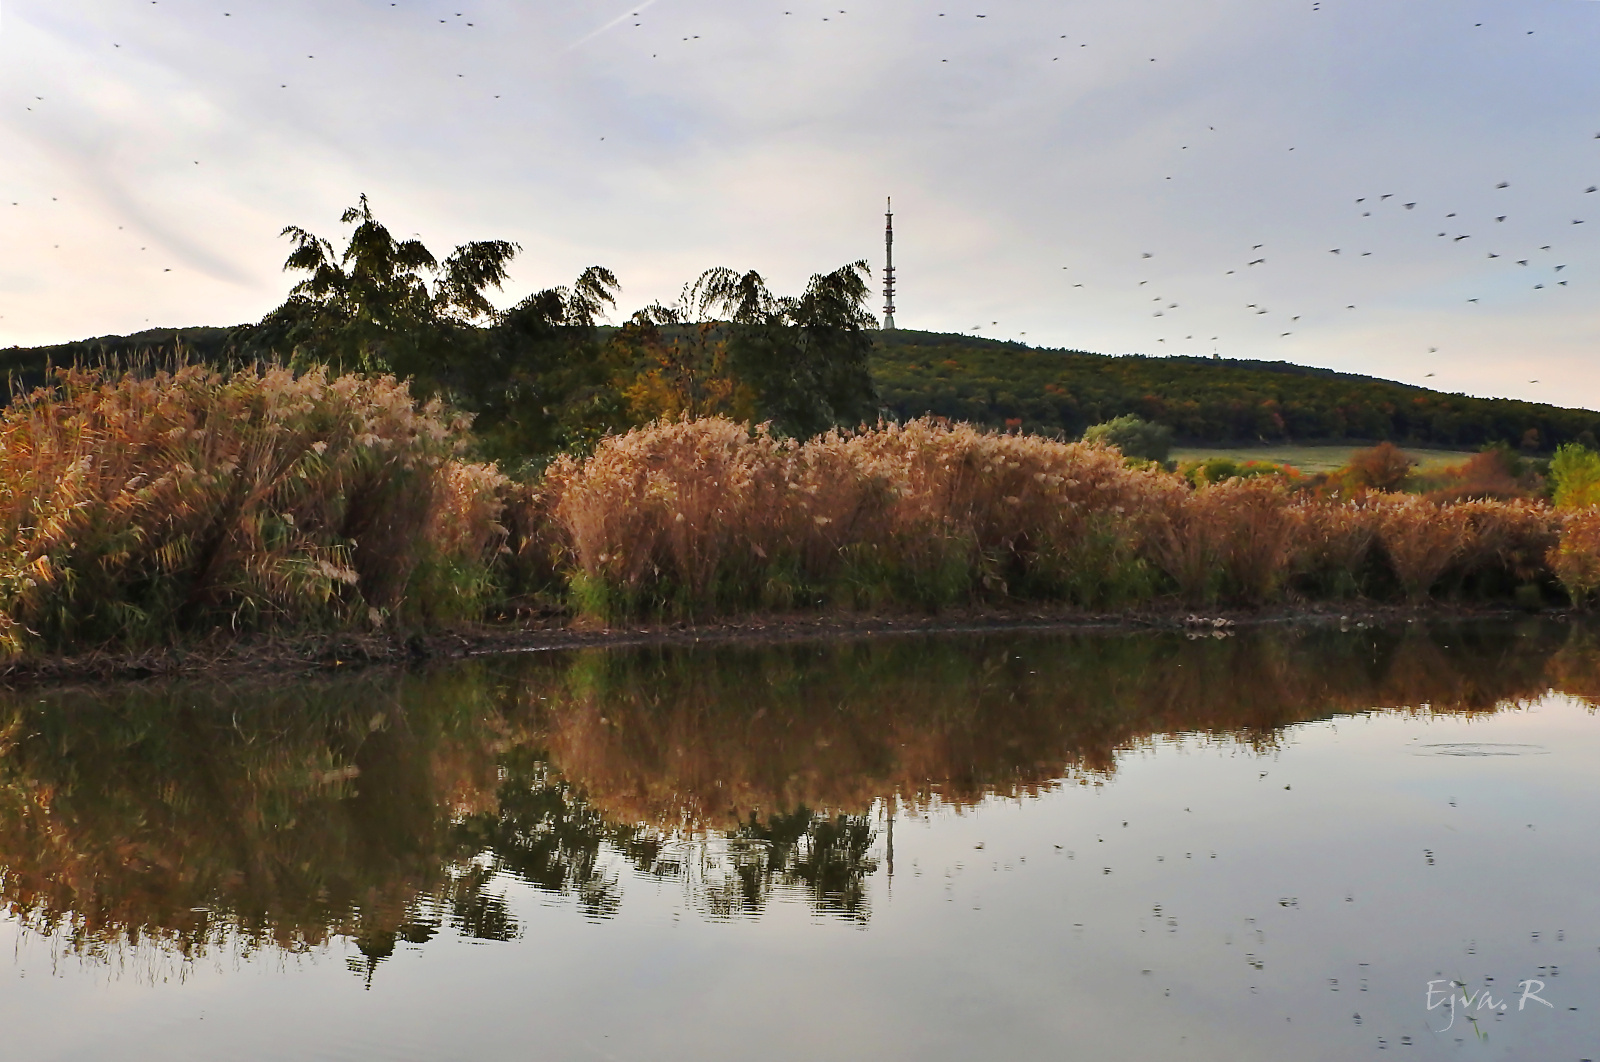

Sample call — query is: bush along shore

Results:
[6,363,1600,667]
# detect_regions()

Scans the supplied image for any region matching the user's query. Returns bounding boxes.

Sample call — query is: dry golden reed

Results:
[542,417,1600,620]
[548,416,1171,619]
[11,383,1600,650]
[0,364,507,656]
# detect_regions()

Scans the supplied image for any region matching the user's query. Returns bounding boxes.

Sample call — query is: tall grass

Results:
[547,417,1168,621]
[0,364,506,657]
[543,416,1597,622]
[10,386,1600,655]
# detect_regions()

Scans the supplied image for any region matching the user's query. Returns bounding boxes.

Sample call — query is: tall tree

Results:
[650,260,880,438]
[231,197,622,466]
[234,195,517,381]
[471,266,626,463]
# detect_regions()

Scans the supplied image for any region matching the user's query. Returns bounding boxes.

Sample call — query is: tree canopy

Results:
[871,331,1600,450]
[219,198,881,464]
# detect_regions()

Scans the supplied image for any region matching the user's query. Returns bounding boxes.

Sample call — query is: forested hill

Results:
[873,330,1600,449]
[5,325,1597,450]
[0,326,235,387]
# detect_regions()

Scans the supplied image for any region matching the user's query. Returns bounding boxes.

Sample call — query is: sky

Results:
[1,0,1598,406]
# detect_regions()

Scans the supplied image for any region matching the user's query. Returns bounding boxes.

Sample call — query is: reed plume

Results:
[0,364,505,656]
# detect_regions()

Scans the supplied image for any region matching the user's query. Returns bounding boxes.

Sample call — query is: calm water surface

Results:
[1,622,1598,1061]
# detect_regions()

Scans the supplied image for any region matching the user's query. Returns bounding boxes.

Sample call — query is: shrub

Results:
[1425,447,1530,502]
[1343,442,1416,492]
[1550,443,1600,510]
[1081,415,1172,463]
[1549,510,1600,605]
[1181,456,1302,487]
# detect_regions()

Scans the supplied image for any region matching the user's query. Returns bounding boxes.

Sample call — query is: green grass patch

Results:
[1170,444,1475,474]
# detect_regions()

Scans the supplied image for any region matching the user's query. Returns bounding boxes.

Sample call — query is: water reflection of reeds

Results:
[0,620,1589,976]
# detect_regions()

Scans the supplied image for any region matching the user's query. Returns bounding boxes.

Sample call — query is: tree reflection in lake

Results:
[1,619,1595,981]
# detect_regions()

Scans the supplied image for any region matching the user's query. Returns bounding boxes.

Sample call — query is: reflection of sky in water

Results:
[2,627,1598,1061]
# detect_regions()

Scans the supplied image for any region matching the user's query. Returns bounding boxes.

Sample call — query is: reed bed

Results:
[545,417,1169,619]
[10,382,1600,653]
[0,365,506,657]
[543,416,1592,621]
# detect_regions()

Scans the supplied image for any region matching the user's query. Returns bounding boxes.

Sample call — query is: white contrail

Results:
[566,0,663,51]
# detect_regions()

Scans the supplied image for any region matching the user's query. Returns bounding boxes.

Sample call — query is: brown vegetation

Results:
[545,417,1166,619]
[538,416,1592,621]
[0,365,506,658]
[11,371,1600,660]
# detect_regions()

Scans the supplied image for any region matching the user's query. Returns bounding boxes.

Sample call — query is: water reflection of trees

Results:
[0,619,1591,978]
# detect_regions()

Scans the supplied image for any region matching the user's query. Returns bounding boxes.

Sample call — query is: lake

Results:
[1,621,1596,1061]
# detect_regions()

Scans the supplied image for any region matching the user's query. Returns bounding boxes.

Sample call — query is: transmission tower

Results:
[883,197,897,330]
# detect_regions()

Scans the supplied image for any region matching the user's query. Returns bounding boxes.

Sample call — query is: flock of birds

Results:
[1045,167,1594,382]
[1,1,1595,389]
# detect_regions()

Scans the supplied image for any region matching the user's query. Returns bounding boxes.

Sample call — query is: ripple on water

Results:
[1414,742,1549,757]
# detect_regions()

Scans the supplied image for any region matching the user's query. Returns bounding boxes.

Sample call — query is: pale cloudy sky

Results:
[1,0,1597,405]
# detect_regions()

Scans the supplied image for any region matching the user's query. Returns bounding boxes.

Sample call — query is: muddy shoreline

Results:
[0,601,1567,689]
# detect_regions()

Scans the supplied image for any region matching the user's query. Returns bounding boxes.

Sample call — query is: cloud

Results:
[0,0,1596,405]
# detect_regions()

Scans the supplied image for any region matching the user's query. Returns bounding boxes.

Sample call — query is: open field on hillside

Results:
[1170,444,1477,473]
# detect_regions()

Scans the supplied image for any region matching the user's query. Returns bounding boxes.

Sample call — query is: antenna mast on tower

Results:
[883,197,897,330]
